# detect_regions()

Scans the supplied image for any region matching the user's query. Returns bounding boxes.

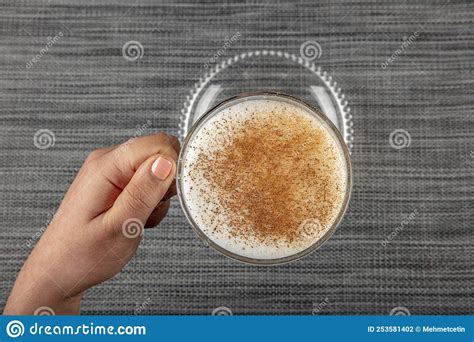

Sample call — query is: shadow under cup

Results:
[177,92,352,265]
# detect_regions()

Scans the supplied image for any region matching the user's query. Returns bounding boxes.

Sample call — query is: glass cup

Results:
[177,92,352,265]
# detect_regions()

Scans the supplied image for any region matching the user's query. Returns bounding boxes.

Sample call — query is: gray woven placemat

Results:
[0,0,472,315]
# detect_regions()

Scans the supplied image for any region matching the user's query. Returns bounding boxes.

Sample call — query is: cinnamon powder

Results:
[187,103,345,249]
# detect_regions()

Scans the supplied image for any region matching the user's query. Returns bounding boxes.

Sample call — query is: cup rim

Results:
[177,91,352,266]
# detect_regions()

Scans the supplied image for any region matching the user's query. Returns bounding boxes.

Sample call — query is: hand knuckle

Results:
[157,132,167,139]
[172,135,181,147]
[85,149,102,163]
[156,132,169,144]
[118,138,134,151]
[124,183,154,211]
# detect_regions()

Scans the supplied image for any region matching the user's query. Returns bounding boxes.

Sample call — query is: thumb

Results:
[103,154,176,237]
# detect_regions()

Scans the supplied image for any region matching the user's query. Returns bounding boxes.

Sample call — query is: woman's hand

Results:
[4,133,180,315]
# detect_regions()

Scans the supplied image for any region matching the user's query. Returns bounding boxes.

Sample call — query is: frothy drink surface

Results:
[181,98,348,260]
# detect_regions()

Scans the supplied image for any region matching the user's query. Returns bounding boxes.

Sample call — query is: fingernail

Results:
[151,156,173,180]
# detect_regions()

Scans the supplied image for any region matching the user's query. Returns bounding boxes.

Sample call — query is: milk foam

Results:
[180,98,348,260]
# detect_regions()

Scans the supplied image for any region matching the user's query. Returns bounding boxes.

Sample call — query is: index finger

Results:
[105,133,180,189]
[68,133,180,219]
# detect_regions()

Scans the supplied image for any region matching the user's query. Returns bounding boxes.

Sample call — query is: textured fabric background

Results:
[0,0,472,315]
